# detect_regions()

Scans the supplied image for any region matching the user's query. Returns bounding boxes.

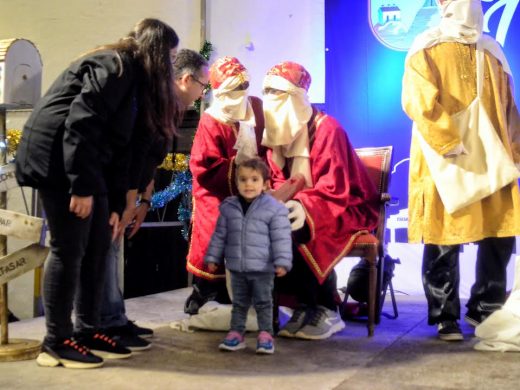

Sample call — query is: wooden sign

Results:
[0,243,48,285]
[0,163,18,193]
[0,209,44,243]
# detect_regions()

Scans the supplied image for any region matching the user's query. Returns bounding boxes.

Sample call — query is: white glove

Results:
[285,200,306,231]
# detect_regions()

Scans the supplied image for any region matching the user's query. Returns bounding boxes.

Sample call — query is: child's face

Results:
[237,166,267,202]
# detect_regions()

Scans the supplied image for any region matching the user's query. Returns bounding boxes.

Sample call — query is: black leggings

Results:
[275,247,338,311]
[40,190,111,346]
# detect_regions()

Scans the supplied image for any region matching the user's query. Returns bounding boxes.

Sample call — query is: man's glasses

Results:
[191,75,210,94]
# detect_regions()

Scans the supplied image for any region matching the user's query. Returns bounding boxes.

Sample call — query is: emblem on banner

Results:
[368,0,439,51]
[368,0,519,51]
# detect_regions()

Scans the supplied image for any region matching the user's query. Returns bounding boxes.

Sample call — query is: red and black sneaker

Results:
[104,327,151,352]
[77,332,132,359]
[36,339,104,369]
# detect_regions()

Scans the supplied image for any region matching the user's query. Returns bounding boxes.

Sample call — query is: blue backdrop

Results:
[324,0,520,229]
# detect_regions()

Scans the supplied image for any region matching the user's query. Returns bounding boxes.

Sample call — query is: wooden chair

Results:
[341,146,393,336]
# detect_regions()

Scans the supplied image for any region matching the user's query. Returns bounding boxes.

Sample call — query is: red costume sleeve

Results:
[190,113,238,199]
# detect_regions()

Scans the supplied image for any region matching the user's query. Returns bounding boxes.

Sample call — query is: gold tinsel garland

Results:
[6,128,22,155]
[157,153,189,172]
[6,129,187,172]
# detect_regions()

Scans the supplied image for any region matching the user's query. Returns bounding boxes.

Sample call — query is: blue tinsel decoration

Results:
[150,170,192,210]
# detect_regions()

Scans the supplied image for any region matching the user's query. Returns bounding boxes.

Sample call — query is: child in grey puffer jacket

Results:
[205,158,292,354]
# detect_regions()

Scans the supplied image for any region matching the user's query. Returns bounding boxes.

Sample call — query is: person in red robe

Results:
[262,61,380,339]
[184,57,266,313]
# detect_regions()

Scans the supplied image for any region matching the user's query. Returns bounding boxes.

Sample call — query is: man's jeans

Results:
[229,271,274,334]
[99,240,128,329]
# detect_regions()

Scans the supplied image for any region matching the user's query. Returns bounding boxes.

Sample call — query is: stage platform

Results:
[1,288,517,389]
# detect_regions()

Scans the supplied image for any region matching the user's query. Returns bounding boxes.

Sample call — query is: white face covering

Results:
[438,0,484,44]
[262,75,314,187]
[205,73,258,163]
[263,93,302,146]
[218,90,248,121]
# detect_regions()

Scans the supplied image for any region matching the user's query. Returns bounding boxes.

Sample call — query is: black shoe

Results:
[105,330,151,352]
[464,311,486,327]
[8,309,19,323]
[36,339,104,369]
[437,321,463,341]
[125,320,154,338]
[183,284,218,315]
[77,332,132,359]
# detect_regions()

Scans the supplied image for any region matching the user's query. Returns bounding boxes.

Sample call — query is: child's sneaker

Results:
[219,331,246,351]
[256,331,274,354]
[77,332,132,359]
[36,339,104,369]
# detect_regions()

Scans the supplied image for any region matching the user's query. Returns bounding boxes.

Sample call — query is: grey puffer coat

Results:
[204,193,292,273]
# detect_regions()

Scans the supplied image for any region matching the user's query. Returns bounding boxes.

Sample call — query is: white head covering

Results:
[205,57,257,160]
[262,64,314,187]
[438,0,483,43]
[407,0,511,75]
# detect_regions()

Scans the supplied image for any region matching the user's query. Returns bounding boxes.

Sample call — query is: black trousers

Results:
[40,190,111,346]
[422,237,514,325]
[275,247,338,311]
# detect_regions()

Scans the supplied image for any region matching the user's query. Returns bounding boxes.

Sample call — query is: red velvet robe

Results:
[267,111,380,284]
[187,96,265,279]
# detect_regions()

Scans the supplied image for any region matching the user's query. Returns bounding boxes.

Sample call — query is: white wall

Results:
[0,0,201,93]
[206,0,325,102]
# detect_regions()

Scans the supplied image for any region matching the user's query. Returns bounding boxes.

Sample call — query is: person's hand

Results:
[108,212,120,241]
[285,200,305,231]
[275,266,287,277]
[127,202,150,239]
[207,263,218,273]
[120,205,137,230]
[69,195,93,219]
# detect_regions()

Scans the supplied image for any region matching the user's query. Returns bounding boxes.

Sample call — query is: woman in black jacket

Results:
[15,18,179,369]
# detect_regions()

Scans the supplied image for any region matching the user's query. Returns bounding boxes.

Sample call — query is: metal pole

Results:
[0,107,8,344]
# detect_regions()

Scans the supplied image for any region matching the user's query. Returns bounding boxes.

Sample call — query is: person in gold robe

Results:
[402,0,520,341]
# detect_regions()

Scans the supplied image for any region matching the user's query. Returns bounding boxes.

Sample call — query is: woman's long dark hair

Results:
[130,18,179,139]
[87,18,179,139]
